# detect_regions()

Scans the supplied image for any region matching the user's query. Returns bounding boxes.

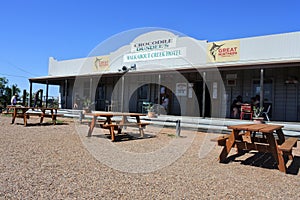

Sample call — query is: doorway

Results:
[194,81,211,117]
[95,84,106,111]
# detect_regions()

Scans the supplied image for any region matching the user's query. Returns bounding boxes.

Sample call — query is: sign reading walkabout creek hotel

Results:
[123,37,186,62]
[207,40,240,63]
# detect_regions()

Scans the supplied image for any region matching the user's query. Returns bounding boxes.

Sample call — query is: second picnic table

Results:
[85,112,150,142]
[213,123,298,173]
[6,105,62,126]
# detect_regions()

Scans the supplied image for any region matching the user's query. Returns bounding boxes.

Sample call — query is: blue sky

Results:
[1,0,300,96]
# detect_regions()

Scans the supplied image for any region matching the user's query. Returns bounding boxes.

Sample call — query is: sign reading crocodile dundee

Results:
[124,37,186,62]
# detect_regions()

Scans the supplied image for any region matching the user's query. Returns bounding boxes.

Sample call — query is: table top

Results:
[227,123,284,133]
[85,112,146,117]
[7,106,59,110]
[6,106,31,110]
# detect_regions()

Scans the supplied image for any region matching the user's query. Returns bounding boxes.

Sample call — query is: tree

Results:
[0,77,22,109]
[11,84,21,95]
[0,77,9,109]
[0,77,8,92]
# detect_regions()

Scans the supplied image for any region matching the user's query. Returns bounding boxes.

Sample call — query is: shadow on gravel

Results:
[16,122,69,126]
[91,132,156,142]
[226,152,300,175]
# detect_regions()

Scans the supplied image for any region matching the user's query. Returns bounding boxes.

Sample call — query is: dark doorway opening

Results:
[194,81,211,117]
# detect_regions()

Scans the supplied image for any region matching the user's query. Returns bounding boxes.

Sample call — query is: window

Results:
[252,79,273,102]
[138,84,148,99]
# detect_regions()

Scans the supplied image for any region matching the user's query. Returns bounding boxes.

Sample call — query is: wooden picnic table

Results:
[212,123,298,173]
[5,105,62,126]
[85,112,150,142]
[6,105,31,124]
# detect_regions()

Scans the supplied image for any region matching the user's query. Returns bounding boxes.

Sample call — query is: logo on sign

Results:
[207,40,240,62]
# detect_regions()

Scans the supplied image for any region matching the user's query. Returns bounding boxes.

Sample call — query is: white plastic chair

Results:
[262,105,271,121]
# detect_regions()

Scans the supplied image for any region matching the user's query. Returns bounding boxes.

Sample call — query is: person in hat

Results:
[11,93,18,106]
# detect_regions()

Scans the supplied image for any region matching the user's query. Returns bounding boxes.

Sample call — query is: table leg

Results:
[219,130,238,162]
[11,108,17,124]
[24,114,27,127]
[110,126,115,142]
[40,110,45,124]
[276,129,285,145]
[139,126,144,137]
[136,116,144,137]
[135,116,140,123]
[52,115,57,125]
[87,116,97,137]
[50,110,55,124]
[265,133,286,173]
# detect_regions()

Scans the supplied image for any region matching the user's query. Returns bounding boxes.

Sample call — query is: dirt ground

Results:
[0,115,300,199]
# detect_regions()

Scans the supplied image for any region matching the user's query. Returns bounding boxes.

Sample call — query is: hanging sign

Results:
[176,83,187,96]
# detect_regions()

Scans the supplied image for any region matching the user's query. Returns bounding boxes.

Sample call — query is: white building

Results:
[29,30,300,121]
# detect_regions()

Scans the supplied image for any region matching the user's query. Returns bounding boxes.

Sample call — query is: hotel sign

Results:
[207,40,240,63]
[123,47,186,62]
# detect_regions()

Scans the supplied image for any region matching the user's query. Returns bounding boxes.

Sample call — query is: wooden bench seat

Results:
[24,112,64,126]
[100,122,150,130]
[41,113,64,125]
[24,113,64,119]
[278,137,298,160]
[100,122,150,141]
[279,137,298,151]
[2,111,14,115]
[42,113,64,118]
[2,112,25,117]
[25,112,42,117]
[211,135,230,146]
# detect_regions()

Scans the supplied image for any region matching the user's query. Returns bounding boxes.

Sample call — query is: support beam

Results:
[89,77,93,110]
[45,80,49,108]
[89,78,93,101]
[22,89,26,106]
[121,76,125,112]
[260,69,264,109]
[39,89,43,107]
[202,72,206,118]
[64,79,68,109]
[158,74,161,115]
[29,81,33,107]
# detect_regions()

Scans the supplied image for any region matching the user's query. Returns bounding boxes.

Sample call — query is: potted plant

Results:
[253,106,264,124]
[146,103,157,118]
[83,98,92,113]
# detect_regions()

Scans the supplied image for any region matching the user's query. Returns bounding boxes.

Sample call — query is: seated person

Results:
[10,93,18,105]
[231,95,243,118]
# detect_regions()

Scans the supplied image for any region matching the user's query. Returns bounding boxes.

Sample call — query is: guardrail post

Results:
[79,111,83,123]
[176,120,181,137]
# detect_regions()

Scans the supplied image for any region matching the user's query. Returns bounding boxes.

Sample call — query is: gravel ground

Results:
[1,115,300,199]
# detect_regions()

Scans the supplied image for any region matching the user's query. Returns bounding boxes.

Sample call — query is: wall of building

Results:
[43,30,300,121]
